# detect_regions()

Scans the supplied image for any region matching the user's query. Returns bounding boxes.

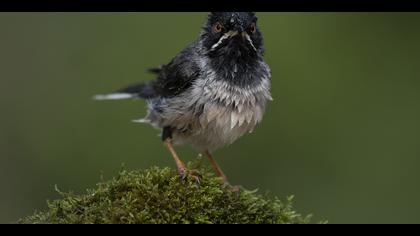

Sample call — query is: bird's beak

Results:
[209,30,257,53]
[227,30,251,39]
[225,31,248,41]
[225,31,239,38]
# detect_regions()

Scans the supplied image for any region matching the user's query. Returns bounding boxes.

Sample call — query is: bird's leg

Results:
[204,150,228,184]
[163,139,186,175]
[162,127,199,182]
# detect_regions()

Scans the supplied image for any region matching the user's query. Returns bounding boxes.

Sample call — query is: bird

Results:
[94,12,272,184]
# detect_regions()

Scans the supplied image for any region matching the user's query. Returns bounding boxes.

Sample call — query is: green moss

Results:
[20,162,311,224]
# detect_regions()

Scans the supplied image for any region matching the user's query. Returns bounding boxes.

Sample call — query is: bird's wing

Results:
[153,45,201,98]
[94,45,201,100]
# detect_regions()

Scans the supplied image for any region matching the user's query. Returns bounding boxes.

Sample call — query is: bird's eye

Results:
[212,22,224,33]
[248,23,256,34]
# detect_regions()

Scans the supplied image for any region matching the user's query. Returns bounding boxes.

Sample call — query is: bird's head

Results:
[200,12,264,59]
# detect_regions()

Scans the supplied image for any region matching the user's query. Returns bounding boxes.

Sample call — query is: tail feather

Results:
[94,82,157,101]
[117,82,157,99]
[93,93,135,100]
[147,65,164,74]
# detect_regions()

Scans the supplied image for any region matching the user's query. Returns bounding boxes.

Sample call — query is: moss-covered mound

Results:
[20,164,311,224]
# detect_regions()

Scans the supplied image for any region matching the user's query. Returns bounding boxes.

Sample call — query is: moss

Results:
[20,162,311,224]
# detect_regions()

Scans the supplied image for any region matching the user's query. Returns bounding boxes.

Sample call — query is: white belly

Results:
[144,75,272,152]
[173,102,265,151]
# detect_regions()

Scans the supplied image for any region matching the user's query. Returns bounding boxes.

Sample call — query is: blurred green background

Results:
[1,13,420,224]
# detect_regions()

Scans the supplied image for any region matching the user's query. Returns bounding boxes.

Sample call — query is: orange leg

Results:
[205,150,228,184]
[163,139,200,182]
[163,139,186,175]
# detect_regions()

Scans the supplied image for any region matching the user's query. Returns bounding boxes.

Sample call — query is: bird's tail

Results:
[93,82,157,101]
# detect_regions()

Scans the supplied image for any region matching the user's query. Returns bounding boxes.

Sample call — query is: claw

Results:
[178,168,201,183]
[229,185,241,192]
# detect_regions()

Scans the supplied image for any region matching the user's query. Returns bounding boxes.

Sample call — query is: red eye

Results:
[212,22,224,33]
[248,23,256,34]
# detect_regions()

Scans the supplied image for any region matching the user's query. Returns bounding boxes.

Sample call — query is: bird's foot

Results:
[227,184,242,193]
[218,179,241,192]
[178,167,201,183]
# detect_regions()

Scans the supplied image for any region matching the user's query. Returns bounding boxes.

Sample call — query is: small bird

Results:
[94,12,272,184]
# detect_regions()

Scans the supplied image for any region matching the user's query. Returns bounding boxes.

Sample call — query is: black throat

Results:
[207,49,265,88]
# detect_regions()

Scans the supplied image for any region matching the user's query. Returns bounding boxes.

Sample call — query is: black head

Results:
[200,12,264,59]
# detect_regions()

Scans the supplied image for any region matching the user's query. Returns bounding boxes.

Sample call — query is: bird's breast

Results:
[146,71,272,151]
[178,74,272,150]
